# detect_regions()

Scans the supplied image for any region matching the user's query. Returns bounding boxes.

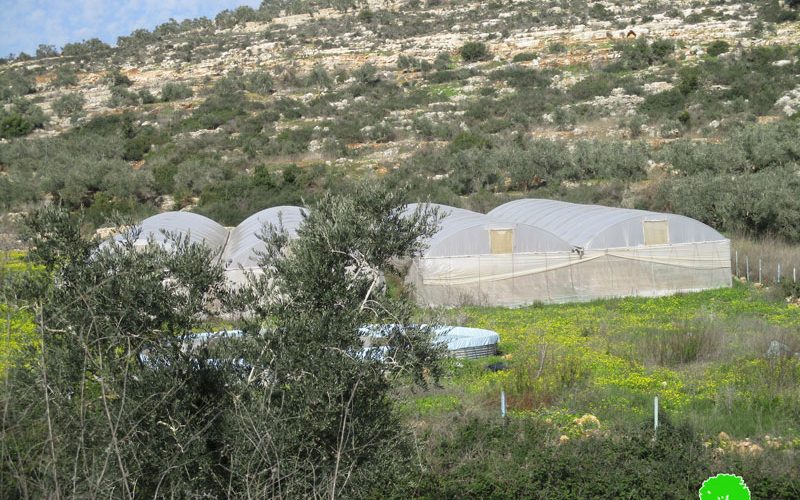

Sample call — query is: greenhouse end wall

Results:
[407,240,732,307]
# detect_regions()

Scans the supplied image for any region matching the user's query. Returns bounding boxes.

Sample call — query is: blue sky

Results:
[1,0,262,57]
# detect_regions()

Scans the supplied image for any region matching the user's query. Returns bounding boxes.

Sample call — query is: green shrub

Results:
[589,2,613,20]
[425,68,475,84]
[122,124,168,162]
[684,12,705,24]
[0,113,35,139]
[547,41,567,54]
[460,41,490,62]
[659,139,748,175]
[490,66,551,88]
[609,37,675,72]
[0,100,46,139]
[640,88,686,119]
[650,38,676,60]
[108,86,138,107]
[569,74,616,100]
[211,74,246,95]
[161,82,194,101]
[419,416,717,498]
[106,69,132,88]
[138,89,156,104]
[186,93,248,130]
[357,7,374,23]
[304,63,332,88]
[449,131,492,152]
[267,126,314,156]
[706,40,730,57]
[433,51,452,71]
[511,51,538,62]
[244,71,274,94]
[0,70,36,101]
[52,93,86,119]
[52,66,78,88]
[152,163,178,194]
[572,140,648,180]
[61,38,111,58]
[352,63,379,84]
[760,0,799,23]
[397,54,432,72]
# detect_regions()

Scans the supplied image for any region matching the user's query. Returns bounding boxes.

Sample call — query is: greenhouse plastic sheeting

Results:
[122,207,306,286]
[135,212,230,251]
[488,199,726,249]
[406,202,572,256]
[407,240,732,307]
[224,206,306,270]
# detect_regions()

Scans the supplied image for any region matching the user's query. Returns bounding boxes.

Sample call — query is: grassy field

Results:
[5,246,800,444]
[410,283,800,447]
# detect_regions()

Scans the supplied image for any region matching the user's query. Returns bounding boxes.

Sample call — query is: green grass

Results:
[1,251,39,374]
[415,283,800,443]
[427,83,461,99]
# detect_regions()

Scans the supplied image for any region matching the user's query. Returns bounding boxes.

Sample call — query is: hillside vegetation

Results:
[1,0,800,244]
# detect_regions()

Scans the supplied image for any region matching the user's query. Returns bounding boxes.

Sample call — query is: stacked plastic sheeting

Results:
[406,200,731,307]
[433,326,500,358]
[360,324,500,359]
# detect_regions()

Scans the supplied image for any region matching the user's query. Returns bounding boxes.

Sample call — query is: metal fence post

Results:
[746,256,750,281]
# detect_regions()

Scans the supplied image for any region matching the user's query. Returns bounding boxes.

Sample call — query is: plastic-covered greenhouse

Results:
[223,206,306,284]
[126,206,306,285]
[407,200,731,307]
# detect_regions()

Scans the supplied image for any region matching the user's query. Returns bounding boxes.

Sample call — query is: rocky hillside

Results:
[1,0,800,244]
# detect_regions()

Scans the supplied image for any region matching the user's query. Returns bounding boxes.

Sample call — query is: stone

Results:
[767,340,790,358]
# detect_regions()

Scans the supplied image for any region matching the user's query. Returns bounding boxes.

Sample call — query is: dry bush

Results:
[639,318,724,367]
[731,235,800,285]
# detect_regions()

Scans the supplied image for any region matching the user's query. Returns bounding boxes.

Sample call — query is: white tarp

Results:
[433,326,500,350]
[359,324,500,352]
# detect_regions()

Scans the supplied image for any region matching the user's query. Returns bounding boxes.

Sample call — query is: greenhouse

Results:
[123,206,306,285]
[133,211,229,251]
[407,200,731,307]
[223,206,306,285]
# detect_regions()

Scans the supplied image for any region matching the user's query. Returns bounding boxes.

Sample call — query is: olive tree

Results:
[225,183,443,497]
[1,185,444,498]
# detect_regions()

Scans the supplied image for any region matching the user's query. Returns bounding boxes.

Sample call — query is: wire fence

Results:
[732,250,799,286]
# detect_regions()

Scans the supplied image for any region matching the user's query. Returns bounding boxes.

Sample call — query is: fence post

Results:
[778,264,781,284]
[759,258,762,284]
[746,256,750,282]
[794,267,797,283]
[654,396,659,439]
[501,389,507,419]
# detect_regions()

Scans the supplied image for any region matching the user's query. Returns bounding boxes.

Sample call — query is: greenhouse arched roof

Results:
[225,206,306,270]
[135,211,229,251]
[406,203,572,257]
[488,199,726,249]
